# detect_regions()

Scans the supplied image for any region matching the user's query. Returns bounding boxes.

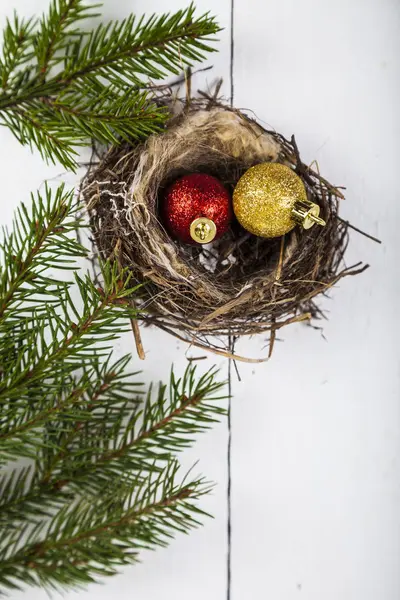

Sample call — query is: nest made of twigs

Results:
[82,93,366,361]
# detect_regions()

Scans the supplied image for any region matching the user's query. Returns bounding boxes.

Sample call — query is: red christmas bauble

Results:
[162,173,232,244]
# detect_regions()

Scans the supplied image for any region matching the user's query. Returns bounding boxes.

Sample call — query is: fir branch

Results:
[30,83,165,144]
[0,364,225,524]
[0,1,220,168]
[61,8,219,86]
[0,466,73,526]
[0,463,210,591]
[1,107,79,170]
[35,0,101,79]
[0,14,37,91]
[95,367,226,465]
[0,266,140,405]
[0,184,84,321]
[0,184,226,592]
[39,356,141,483]
[48,365,225,492]
[0,385,86,449]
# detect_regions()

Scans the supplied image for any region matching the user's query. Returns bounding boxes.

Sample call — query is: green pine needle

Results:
[0,184,227,592]
[0,1,220,169]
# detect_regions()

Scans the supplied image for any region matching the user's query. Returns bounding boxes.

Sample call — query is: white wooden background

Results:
[1,1,399,599]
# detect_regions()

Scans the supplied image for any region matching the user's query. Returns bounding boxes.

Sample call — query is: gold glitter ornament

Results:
[233,162,326,238]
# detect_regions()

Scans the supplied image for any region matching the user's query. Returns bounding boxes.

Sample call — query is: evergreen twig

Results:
[0,185,226,592]
[0,1,220,169]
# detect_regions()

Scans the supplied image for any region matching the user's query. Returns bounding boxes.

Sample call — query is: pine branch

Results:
[0,107,79,169]
[0,385,86,453]
[0,1,220,169]
[35,0,101,79]
[0,466,73,527]
[61,8,219,86]
[0,463,211,591]
[0,184,226,592]
[48,365,225,492]
[40,363,130,483]
[0,364,225,523]
[0,14,37,91]
[0,183,85,322]
[0,265,141,405]
[95,367,226,465]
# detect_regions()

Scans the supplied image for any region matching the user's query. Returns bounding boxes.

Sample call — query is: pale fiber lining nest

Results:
[83,100,366,362]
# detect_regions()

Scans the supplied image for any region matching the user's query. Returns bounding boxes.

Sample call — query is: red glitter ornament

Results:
[162,173,232,244]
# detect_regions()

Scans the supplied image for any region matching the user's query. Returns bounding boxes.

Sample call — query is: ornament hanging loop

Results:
[292,199,326,231]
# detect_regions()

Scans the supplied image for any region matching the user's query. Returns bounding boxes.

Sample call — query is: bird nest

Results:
[82,94,366,361]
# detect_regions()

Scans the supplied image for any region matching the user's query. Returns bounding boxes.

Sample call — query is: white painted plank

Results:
[232,1,400,599]
[0,1,231,599]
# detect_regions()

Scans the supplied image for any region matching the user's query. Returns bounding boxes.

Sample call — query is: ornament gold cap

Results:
[291,199,326,230]
[190,217,217,244]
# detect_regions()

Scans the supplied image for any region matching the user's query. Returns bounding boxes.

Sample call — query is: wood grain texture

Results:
[1,0,399,599]
[232,1,400,599]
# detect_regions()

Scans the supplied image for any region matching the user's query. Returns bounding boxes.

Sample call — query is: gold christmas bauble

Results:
[233,162,326,238]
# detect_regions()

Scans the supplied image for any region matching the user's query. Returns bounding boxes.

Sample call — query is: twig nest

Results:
[83,98,363,359]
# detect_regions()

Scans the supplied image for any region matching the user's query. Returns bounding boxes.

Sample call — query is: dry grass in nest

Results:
[81,93,369,362]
